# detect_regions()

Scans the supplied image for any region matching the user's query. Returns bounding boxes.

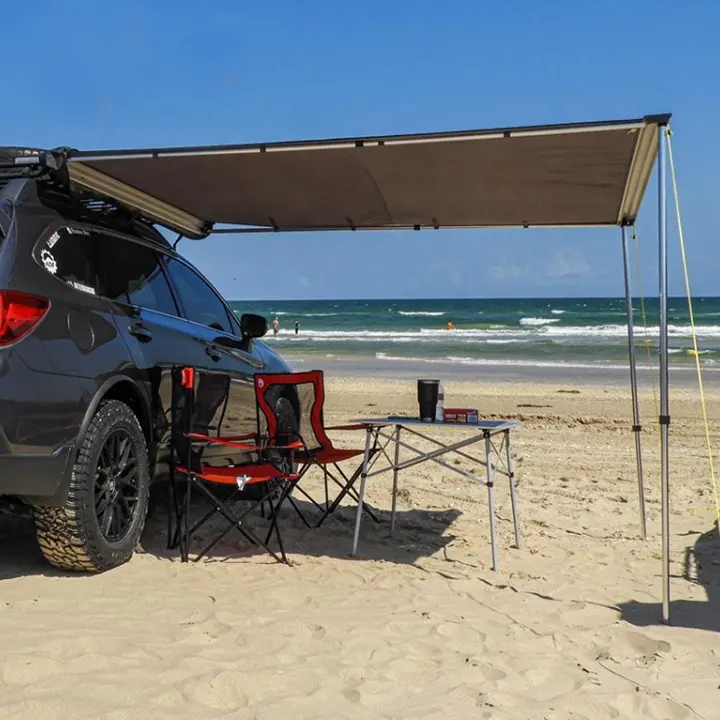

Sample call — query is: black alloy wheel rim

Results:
[94,429,141,542]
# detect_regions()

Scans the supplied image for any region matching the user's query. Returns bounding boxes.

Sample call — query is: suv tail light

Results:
[0,291,50,346]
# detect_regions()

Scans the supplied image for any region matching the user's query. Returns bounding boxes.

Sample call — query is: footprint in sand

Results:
[184,671,250,709]
[603,628,672,666]
[310,624,327,640]
[343,687,362,704]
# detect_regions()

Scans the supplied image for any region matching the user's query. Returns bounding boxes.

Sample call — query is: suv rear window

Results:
[35,227,178,317]
[35,226,98,294]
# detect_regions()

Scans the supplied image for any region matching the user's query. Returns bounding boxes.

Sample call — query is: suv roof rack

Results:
[37,181,171,249]
[0,147,203,241]
[0,148,67,180]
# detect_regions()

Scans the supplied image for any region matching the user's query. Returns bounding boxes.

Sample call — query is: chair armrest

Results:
[325,423,367,431]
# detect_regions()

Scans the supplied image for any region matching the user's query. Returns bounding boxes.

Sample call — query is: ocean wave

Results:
[375,352,634,371]
[550,309,566,315]
[374,352,720,371]
[268,324,720,341]
[545,324,720,338]
[397,311,446,316]
[519,317,561,326]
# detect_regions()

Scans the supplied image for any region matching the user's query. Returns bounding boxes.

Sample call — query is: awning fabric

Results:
[66,114,670,239]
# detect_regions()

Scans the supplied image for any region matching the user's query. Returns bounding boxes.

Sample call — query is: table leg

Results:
[390,425,401,536]
[351,426,374,557]
[505,430,521,549]
[484,431,498,570]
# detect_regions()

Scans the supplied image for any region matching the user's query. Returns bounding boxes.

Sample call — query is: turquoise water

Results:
[228,297,720,372]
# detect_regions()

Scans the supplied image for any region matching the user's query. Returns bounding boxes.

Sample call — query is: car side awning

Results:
[66,114,669,239]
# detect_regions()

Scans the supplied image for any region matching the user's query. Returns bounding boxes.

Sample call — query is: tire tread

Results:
[34,400,149,573]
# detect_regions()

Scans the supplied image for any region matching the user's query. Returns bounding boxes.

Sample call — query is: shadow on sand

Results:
[140,481,463,567]
[618,522,720,632]
[0,483,463,581]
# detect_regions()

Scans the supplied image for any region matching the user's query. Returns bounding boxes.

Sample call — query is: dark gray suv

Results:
[0,153,294,573]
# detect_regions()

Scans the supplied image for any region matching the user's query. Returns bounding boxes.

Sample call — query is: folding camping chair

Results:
[253,370,380,528]
[169,366,301,564]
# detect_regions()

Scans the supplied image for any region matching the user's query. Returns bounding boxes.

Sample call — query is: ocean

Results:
[228,297,720,382]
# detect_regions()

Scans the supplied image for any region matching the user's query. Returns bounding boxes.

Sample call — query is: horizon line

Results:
[225,295,718,303]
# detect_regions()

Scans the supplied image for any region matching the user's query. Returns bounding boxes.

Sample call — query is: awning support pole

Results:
[621,224,647,540]
[658,122,671,624]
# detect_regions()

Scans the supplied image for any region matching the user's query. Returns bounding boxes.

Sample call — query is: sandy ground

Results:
[1,376,719,719]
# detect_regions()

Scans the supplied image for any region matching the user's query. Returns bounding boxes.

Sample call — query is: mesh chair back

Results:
[254,371,330,453]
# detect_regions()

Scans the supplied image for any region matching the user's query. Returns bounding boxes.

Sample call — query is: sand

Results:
[0,375,718,719]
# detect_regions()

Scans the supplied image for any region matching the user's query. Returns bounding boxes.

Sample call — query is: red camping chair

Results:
[169,366,301,564]
[254,370,380,527]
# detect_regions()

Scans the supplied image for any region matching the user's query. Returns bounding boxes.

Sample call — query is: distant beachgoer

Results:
[294,320,300,335]
[447,320,455,330]
[272,316,279,335]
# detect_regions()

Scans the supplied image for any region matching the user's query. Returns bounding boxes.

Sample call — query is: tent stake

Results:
[621,224,647,540]
[657,122,670,624]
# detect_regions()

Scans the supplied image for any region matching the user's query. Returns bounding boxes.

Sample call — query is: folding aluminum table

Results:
[348,416,521,570]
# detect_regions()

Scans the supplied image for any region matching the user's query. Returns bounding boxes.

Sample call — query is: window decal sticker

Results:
[69,281,96,295]
[40,248,58,274]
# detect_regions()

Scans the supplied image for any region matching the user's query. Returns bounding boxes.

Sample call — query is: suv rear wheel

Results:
[33,400,150,572]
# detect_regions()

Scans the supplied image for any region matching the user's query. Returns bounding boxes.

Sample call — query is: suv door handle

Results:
[205,344,222,362]
[128,323,153,342]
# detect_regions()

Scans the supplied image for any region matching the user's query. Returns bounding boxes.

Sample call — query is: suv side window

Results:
[164,256,233,332]
[94,232,178,316]
[35,227,98,295]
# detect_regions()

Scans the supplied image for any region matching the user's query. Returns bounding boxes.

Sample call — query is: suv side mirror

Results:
[240,313,267,339]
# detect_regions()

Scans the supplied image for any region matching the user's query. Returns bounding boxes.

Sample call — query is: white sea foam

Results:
[373,352,720,371]
[397,311,446,317]
[374,352,633,371]
[519,317,561,326]
[268,324,720,341]
[550,309,566,315]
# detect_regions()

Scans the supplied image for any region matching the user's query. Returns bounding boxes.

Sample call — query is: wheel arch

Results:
[76,376,154,457]
[33,375,153,509]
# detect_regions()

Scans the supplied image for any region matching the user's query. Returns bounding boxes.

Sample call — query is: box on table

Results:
[443,408,479,423]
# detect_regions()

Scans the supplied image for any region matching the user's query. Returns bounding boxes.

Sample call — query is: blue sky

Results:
[3,1,718,300]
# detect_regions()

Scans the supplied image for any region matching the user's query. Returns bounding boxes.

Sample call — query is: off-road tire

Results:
[33,400,150,572]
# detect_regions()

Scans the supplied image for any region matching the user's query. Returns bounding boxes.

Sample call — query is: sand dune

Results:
[0,377,718,719]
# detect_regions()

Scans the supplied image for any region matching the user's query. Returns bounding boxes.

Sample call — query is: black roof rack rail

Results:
[0,147,68,182]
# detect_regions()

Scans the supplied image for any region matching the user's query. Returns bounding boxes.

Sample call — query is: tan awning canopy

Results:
[66,114,670,239]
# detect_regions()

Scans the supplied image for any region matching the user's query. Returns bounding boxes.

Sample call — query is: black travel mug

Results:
[417,379,440,422]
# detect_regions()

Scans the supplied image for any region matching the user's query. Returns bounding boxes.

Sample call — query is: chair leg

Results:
[324,468,329,510]
[287,494,311,528]
[316,464,379,526]
[329,467,380,523]
[293,483,326,513]
[167,470,176,550]
[192,482,283,563]
[265,493,287,564]
[315,464,363,526]
[264,481,296,564]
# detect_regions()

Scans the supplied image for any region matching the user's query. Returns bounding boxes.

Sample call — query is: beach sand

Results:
[1,375,718,719]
